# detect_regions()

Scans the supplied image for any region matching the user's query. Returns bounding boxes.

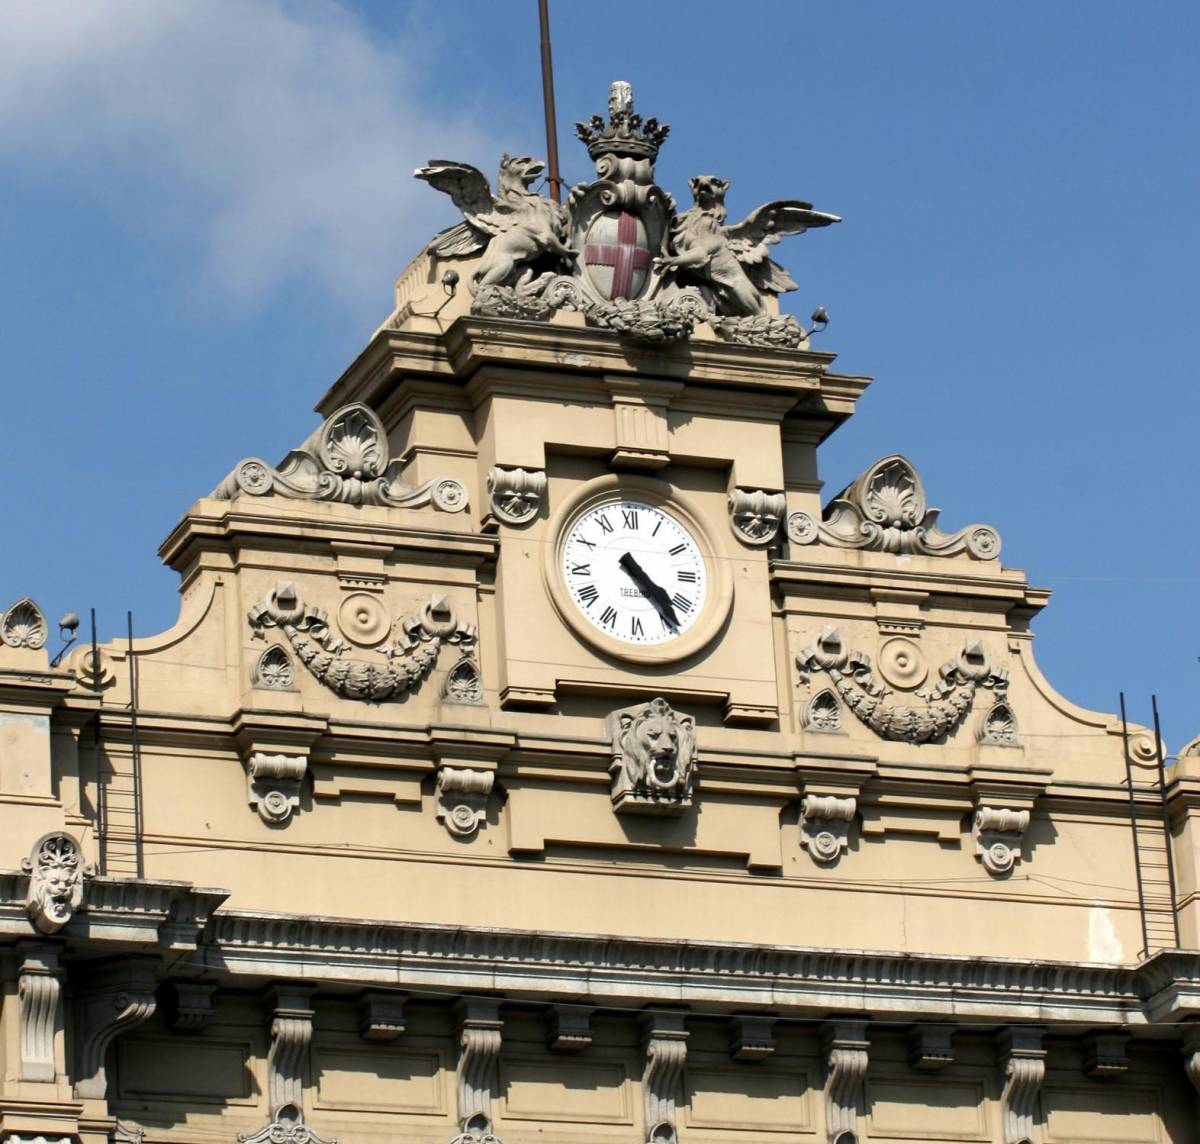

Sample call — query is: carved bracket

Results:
[486,467,546,526]
[973,806,1031,877]
[239,1105,336,1144]
[268,987,315,1112]
[998,1027,1045,1144]
[18,945,62,1082]
[547,1004,593,1052]
[455,997,503,1131]
[246,753,308,825]
[641,1010,689,1144]
[824,1020,869,1144]
[213,401,467,512]
[729,1015,776,1062]
[168,981,217,1032]
[909,1024,955,1071]
[436,768,495,838]
[359,991,407,1041]
[23,832,91,935]
[801,795,857,865]
[1181,1023,1200,1096]
[788,455,1001,560]
[797,627,1008,745]
[606,697,697,817]
[74,962,158,1099]
[1083,1032,1129,1078]
[728,488,785,546]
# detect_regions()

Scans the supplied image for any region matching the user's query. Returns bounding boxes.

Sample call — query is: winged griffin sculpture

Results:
[655,175,840,316]
[414,154,574,290]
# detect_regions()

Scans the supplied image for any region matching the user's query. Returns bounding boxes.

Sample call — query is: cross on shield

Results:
[583,210,652,301]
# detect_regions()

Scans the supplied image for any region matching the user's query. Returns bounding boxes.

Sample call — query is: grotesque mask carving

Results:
[23,832,91,934]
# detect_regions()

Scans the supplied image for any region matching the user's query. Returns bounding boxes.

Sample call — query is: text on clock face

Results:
[561,500,708,645]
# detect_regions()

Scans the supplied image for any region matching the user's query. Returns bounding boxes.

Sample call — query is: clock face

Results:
[561,499,708,646]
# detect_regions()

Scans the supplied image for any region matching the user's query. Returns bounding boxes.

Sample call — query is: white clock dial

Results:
[561,499,708,646]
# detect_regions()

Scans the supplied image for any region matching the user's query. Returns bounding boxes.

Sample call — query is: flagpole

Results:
[538,0,562,202]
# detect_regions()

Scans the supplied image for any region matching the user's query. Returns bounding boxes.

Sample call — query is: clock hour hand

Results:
[618,552,681,629]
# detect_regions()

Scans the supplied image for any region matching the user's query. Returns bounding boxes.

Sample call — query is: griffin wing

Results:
[415,160,502,255]
[724,201,841,294]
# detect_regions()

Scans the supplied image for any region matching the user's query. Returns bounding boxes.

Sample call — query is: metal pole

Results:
[1152,694,1182,947]
[91,608,106,876]
[127,611,144,879]
[537,0,562,202]
[1120,692,1151,959]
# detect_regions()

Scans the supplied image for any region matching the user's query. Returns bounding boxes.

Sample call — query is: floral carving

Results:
[2,597,48,650]
[239,1105,336,1144]
[728,487,786,545]
[213,402,467,512]
[252,646,294,690]
[805,689,842,732]
[789,455,1001,560]
[444,657,483,705]
[248,583,474,702]
[23,833,91,934]
[487,467,546,525]
[606,697,696,815]
[797,627,1008,744]
[980,700,1020,746]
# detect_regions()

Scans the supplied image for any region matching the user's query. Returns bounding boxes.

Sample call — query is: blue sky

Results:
[1,1,1196,748]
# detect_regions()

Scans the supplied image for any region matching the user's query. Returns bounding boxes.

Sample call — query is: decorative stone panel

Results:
[436,768,495,838]
[606,697,696,816]
[800,796,856,866]
[973,807,1031,877]
[728,487,785,546]
[246,753,308,825]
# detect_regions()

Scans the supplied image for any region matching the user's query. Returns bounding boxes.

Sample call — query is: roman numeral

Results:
[630,616,644,637]
[671,593,693,613]
[570,563,591,576]
[651,518,662,537]
[668,543,686,555]
[597,514,614,534]
[576,537,596,550]
[677,570,697,582]
[599,605,618,628]
[621,509,639,530]
[577,584,599,606]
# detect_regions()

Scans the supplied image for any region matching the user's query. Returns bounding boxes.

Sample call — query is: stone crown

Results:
[575,80,670,163]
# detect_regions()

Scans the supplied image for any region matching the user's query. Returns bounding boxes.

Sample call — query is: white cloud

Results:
[0,0,506,311]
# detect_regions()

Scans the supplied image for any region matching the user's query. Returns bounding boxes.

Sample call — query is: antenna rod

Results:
[537,0,562,202]
[1151,693,1182,947]
[1120,692,1150,959]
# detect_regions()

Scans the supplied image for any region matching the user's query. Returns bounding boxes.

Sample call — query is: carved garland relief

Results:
[248,582,475,702]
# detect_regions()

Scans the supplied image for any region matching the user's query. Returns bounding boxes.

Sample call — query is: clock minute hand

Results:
[618,552,681,629]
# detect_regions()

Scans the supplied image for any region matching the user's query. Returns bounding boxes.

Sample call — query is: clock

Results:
[561,499,708,646]
[544,476,733,665]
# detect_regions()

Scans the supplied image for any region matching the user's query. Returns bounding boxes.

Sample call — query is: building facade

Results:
[3,83,1200,1144]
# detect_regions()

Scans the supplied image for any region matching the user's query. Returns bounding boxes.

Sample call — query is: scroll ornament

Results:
[728,487,786,545]
[239,1106,336,1144]
[486,466,546,525]
[606,697,697,815]
[787,455,1001,560]
[248,582,474,702]
[436,768,495,838]
[797,627,1008,745]
[800,795,856,865]
[973,807,1031,877]
[23,833,92,934]
[213,402,467,513]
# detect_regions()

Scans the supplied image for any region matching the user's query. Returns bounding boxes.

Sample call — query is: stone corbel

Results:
[973,806,1031,877]
[167,981,217,1032]
[547,1004,593,1052]
[1083,1032,1129,1077]
[18,945,62,1082]
[728,487,786,546]
[729,1015,776,1062]
[436,768,495,839]
[998,1027,1045,1144]
[908,1024,955,1071]
[246,752,308,825]
[359,991,407,1041]
[641,1010,689,1144]
[268,986,315,1112]
[485,466,546,527]
[455,997,504,1133]
[800,795,857,866]
[823,1020,869,1144]
[74,962,158,1099]
[604,377,681,471]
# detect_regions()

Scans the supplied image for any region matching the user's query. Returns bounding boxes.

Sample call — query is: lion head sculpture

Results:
[606,697,696,812]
